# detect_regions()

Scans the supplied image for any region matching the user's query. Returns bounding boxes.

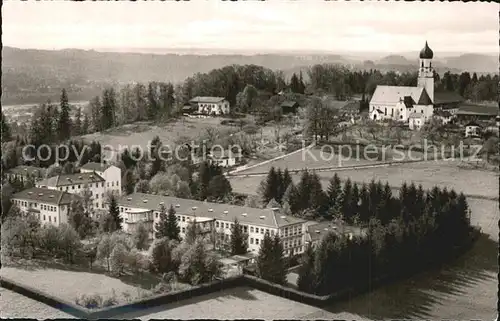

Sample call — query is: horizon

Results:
[3,1,498,54]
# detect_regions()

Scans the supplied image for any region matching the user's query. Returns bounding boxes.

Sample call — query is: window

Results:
[54,217,56,223]
[271,230,275,236]
[250,227,254,233]
[250,238,254,244]
[216,221,220,228]
[43,215,46,221]
[96,202,99,208]
[384,108,387,116]
[266,229,269,234]
[225,223,229,229]
[102,193,104,198]
[255,239,259,245]
[66,187,68,191]
[182,227,186,233]
[102,183,104,187]
[182,216,185,222]
[72,186,75,190]
[156,212,159,218]
[49,216,52,222]
[391,109,394,117]
[78,185,81,189]
[112,182,114,187]
[260,228,264,234]
[244,226,248,233]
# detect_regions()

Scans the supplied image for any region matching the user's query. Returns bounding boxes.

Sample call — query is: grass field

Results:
[0,261,162,307]
[230,159,499,199]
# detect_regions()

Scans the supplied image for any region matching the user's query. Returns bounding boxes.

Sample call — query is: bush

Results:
[74,290,118,309]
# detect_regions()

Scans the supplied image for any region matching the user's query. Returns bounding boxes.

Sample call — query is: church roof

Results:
[419,41,434,59]
[370,86,432,106]
[434,91,464,105]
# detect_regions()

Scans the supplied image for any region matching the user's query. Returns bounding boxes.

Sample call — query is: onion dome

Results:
[419,41,433,59]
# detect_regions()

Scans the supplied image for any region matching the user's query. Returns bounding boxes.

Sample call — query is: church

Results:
[369,41,461,125]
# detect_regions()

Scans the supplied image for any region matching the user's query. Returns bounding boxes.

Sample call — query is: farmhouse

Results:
[4,165,47,183]
[208,149,243,167]
[433,92,465,113]
[455,104,500,122]
[433,110,454,125]
[189,96,230,116]
[408,113,425,130]
[465,121,481,138]
[11,187,81,226]
[115,193,307,256]
[280,101,299,114]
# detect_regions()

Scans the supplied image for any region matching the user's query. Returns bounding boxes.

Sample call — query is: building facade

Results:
[11,187,81,226]
[80,162,122,196]
[4,165,47,183]
[189,97,230,115]
[116,193,306,256]
[36,172,107,212]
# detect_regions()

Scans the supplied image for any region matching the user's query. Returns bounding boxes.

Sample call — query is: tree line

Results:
[297,183,474,295]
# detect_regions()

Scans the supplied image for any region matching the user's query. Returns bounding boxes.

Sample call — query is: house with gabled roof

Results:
[11,187,82,227]
[189,96,230,116]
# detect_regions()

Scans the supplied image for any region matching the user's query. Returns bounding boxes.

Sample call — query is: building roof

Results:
[37,172,105,187]
[434,91,465,105]
[419,41,434,59]
[465,121,481,127]
[189,97,226,104]
[408,112,425,119]
[209,149,242,159]
[434,110,452,117]
[80,162,113,172]
[116,193,305,228]
[306,221,366,243]
[6,165,46,178]
[12,187,81,205]
[280,101,299,108]
[456,104,500,117]
[371,86,432,105]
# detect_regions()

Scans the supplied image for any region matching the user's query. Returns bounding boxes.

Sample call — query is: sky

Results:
[3,1,498,54]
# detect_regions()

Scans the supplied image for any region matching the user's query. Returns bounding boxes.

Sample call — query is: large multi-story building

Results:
[11,187,81,227]
[35,163,121,214]
[36,172,107,211]
[115,193,306,256]
[80,162,122,196]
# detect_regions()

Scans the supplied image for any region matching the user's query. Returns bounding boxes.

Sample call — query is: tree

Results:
[108,194,122,232]
[178,239,222,285]
[110,243,128,275]
[270,234,287,285]
[155,204,180,241]
[150,237,177,274]
[57,224,81,264]
[122,169,136,195]
[184,219,200,245]
[68,198,93,239]
[326,174,342,218]
[72,107,82,136]
[1,111,12,142]
[133,223,150,250]
[57,88,72,141]
[256,233,275,282]
[230,218,247,255]
[297,243,315,292]
[207,175,232,201]
[135,179,150,193]
[97,234,113,272]
[235,84,258,113]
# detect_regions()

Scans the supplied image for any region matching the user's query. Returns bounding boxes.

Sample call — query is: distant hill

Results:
[1,46,496,105]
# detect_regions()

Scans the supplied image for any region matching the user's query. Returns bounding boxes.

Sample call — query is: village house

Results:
[455,104,500,122]
[207,149,243,168]
[408,113,425,130]
[465,121,481,138]
[433,110,454,125]
[280,101,299,114]
[115,193,307,256]
[4,165,47,183]
[11,187,81,227]
[189,96,230,116]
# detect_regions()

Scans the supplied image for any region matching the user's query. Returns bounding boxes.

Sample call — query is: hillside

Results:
[1,46,496,105]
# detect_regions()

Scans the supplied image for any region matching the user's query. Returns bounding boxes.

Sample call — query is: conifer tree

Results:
[256,233,275,281]
[108,194,122,231]
[58,88,72,141]
[326,174,342,218]
[1,111,12,142]
[297,243,315,292]
[230,218,247,255]
[270,234,287,285]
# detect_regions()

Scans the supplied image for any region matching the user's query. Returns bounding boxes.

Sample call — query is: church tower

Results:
[417,41,434,104]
